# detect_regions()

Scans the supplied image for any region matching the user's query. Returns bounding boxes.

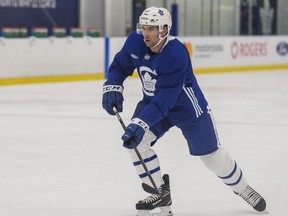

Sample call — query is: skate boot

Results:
[136,174,173,216]
[235,185,266,212]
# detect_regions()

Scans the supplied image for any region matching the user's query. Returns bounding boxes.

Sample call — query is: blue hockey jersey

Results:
[107,32,208,128]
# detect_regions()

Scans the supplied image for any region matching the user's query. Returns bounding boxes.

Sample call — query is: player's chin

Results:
[144,40,152,47]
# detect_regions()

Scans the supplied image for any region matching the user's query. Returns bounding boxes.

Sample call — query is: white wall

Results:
[79,0,105,36]
[105,0,132,37]
[0,37,105,78]
[0,36,287,83]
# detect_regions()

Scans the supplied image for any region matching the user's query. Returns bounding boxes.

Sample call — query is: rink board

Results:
[0,36,287,85]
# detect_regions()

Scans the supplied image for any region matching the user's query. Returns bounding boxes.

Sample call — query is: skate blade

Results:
[261,209,270,214]
[137,206,173,216]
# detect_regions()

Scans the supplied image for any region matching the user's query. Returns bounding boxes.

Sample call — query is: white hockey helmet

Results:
[137,7,172,35]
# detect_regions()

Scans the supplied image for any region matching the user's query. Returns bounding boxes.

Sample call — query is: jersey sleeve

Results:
[137,47,189,127]
[106,33,137,85]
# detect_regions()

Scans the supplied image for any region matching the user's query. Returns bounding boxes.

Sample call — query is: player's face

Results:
[141,25,161,47]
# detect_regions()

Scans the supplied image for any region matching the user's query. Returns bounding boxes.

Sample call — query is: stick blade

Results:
[142,183,159,194]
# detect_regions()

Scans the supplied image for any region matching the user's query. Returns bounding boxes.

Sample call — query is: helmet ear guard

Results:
[137,7,172,36]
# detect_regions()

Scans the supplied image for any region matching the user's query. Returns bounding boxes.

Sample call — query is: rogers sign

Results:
[231,41,267,59]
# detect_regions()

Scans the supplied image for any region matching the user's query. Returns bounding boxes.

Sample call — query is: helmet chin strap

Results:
[151,36,165,49]
[151,32,168,49]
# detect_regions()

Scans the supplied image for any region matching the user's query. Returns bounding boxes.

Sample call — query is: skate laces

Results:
[143,193,161,203]
[142,187,162,204]
[239,186,262,207]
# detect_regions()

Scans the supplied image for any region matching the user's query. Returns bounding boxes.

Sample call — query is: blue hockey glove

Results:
[122,118,149,149]
[102,81,124,115]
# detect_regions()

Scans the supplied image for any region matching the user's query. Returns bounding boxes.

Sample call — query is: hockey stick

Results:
[112,107,159,195]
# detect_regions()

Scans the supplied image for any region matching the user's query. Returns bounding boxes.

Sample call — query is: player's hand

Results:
[102,81,124,115]
[122,118,149,149]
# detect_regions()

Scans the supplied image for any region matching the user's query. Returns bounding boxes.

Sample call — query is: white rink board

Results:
[178,36,288,68]
[0,36,287,82]
[0,37,105,78]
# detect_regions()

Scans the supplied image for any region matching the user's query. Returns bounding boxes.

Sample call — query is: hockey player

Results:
[102,7,266,216]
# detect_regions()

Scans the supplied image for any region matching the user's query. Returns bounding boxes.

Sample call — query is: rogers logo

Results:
[231,41,267,59]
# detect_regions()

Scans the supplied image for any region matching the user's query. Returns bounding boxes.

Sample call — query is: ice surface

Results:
[0,70,287,216]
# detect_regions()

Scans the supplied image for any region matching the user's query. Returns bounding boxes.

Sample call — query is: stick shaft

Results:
[113,107,159,193]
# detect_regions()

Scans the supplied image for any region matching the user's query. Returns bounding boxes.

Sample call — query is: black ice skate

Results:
[136,174,173,216]
[235,185,267,212]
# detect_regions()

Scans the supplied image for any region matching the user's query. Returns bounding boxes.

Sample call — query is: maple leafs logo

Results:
[139,66,157,97]
[143,72,156,93]
[158,9,164,16]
